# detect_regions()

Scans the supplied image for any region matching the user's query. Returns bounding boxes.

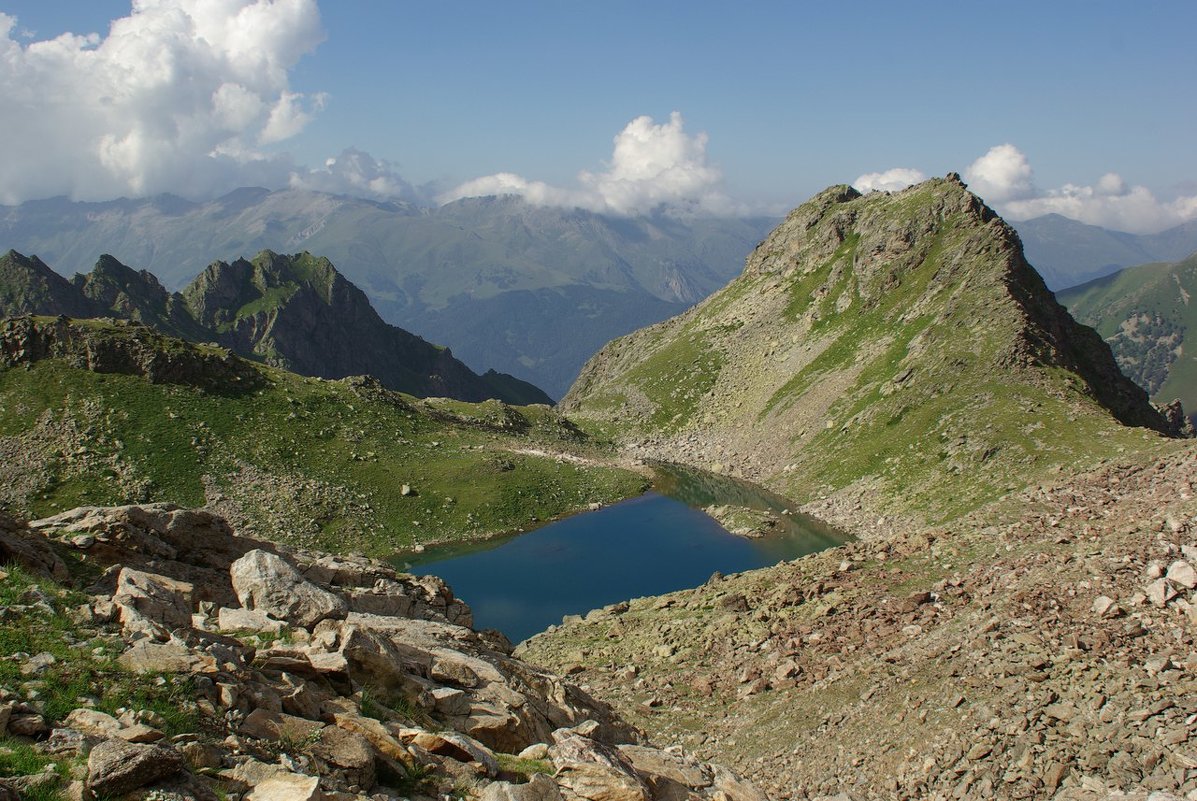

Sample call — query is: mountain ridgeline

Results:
[563,175,1178,532]
[0,249,550,405]
[0,190,776,397]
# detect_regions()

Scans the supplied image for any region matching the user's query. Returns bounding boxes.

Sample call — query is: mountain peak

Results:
[563,178,1173,531]
[0,249,550,405]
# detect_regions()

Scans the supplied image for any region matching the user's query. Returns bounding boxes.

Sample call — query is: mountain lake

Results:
[398,464,849,642]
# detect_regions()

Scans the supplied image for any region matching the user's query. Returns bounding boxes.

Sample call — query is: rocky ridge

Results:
[1,315,262,393]
[521,439,1197,800]
[0,249,549,405]
[0,503,763,801]
[562,176,1178,533]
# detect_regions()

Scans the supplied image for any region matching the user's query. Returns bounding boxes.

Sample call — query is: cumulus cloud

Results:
[0,1,326,204]
[853,167,927,194]
[441,112,738,216]
[1001,176,1197,234]
[289,148,419,201]
[859,144,1197,234]
[964,144,1035,203]
[964,145,1197,233]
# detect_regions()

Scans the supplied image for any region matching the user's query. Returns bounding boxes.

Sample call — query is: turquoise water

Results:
[403,465,847,643]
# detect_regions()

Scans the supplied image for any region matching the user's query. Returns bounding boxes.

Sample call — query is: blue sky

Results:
[1,1,1194,231]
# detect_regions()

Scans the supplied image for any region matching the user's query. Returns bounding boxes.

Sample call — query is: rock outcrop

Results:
[0,315,262,392]
[0,503,760,801]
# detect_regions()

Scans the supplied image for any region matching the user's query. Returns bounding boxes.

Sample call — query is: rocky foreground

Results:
[0,504,763,801]
[521,441,1197,801]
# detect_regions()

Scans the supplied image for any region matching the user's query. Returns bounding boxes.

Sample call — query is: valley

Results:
[0,176,1195,800]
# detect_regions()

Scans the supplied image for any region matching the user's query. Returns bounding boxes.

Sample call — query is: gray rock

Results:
[310,725,375,790]
[481,773,565,801]
[549,733,650,801]
[230,549,347,628]
[1166,559,1197,589]
[1145,577,1177,607]
[86,739,185,797]
[114,566,195,634]
[218,606,285,633]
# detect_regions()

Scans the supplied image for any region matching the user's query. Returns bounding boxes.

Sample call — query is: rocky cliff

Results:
[0,249,550,405]
[562,176,1175,532]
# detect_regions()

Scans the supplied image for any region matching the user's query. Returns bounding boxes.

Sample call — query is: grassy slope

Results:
[565,180,1168,529]
[0,339,644,557]
[1058,254,1197,411]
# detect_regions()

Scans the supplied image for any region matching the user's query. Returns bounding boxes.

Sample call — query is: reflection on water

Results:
[401,464,848,643]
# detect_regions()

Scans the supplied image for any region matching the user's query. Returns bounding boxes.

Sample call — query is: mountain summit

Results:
[0,249,549,404]
[562,175,1176,530]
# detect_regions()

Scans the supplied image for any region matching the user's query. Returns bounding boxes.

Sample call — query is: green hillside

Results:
[0,317,644,557]
[1057,253,1197,413]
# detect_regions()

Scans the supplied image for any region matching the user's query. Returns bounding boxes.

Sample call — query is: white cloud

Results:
[853,168,927,193]
[1001,178,1197,234]
[441,112,738,216]
[0,1,325,204]
[964,144,1197,233]
[290,148,418,201]
[964,144,1035,202]
[861,144,1197,234]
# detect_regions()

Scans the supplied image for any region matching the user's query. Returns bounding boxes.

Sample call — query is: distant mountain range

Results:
[1011,214,1197,290]
[0,248,549,405]
[0,190,775,397]
[5,187,1194,395]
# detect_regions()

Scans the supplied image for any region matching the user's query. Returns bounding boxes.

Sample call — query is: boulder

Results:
[0,512,69,581]
[309,725,376,790]
[550,733,650,801]
[118,638,218,674]
[219,606,286,634]
[330,712,416,770]
[617,745,712,801]
[246,772,323,800]
[481,773,565,801]
[404,730,499,776]
[1166,559,1197,589]
[63,709,121,739]
[239,708,323,743]
[114,567,195,634]
[710,765,769,801]
[230,549,347,628]
[86,739,185,797]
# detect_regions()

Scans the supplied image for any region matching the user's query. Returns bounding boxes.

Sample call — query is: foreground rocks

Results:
[0,503,761,801]
[522,442,1197,800]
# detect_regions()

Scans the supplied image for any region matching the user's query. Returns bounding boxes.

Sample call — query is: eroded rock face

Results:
[0,511,68,581]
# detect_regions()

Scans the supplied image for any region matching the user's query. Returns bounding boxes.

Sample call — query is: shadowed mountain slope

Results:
[0,249,549,404]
